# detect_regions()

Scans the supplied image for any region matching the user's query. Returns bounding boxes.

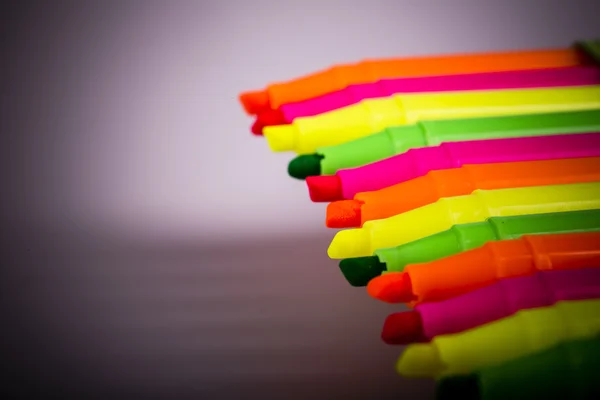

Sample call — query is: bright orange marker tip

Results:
[367,272,414,303]
[326,200,363,228]
[239,90,270,115]
[306,175,343,202]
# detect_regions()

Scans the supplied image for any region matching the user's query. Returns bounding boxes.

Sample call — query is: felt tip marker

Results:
[381,268,600,345]
[339,209,600,287]
[327,181,600,260]
[239,39,600,115]
[251,66,600,133]
[326,157,600,228]
[288,108,600,180]
[436,336,600,400]
[367,231,600,305]
[308,132,600,203]
[263,85,600,154]
[396,298,600,378]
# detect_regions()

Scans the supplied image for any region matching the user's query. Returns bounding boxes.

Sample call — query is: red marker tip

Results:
[239,90,270,115]
[367,273,415,303]
[306,175,343,202]
[381,311,426,345]
[251,109,287,135]
[326,200,362,228]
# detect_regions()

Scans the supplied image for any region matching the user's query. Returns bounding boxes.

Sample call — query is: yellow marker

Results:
[396,298,600,378]
[326,182,600,259]
[264,85,600,154]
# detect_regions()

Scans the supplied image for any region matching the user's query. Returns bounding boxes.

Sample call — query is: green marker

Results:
[288,109,600,179]
[436,335,600,400]
[339,209,600,286]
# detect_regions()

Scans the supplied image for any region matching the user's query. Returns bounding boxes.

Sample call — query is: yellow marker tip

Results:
[263,124,296,152]
[396,343,444,378]
[327,228,371,259]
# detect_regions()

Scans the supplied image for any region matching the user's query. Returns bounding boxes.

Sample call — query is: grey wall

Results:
[2,1,600,399]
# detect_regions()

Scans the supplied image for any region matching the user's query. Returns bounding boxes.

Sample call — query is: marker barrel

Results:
[279,66,600,122]
[264,85,600,154]
[417,268,600,339]
[240,40,600,115]
[436,336,600,400]
[337,131,600,200]
[327,182,600,259]
[318,108,600,176]
[351,157,600,225]
[397,299,600,378]
[375,209,600,273]
[405,231,600,304]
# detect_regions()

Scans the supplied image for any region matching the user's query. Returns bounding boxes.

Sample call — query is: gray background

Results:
[2,1,600,399]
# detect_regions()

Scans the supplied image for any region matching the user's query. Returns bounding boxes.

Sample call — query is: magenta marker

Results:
[381,268,600,345]
[278,67,600,123]
[306,132,600,201]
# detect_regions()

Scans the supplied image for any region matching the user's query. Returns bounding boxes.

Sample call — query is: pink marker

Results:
[306,132,600,201]
[381,268,600,345]
[278,67,600,123]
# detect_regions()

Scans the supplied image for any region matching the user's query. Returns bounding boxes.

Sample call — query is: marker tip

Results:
[381,311,426,345]
[306,175,343,202]
[338,256,386,286]
[436,375,479,400]
[367,273,414,303]
[327,229,371,259]
[288,154,323,180]
[396,343,443,377]
[264,125,296,152]
[239,90,269,115]
[326,200,363,228]
[252,109,287,135]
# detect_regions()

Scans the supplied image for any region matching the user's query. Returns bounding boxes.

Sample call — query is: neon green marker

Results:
[288,109,600,179]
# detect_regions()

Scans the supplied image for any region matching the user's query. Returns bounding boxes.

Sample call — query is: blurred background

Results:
[2,1,600,398]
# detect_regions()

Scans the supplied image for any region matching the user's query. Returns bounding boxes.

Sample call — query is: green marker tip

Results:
[288,154,323,180]
[339,256,387,287]
[436,374,479,400]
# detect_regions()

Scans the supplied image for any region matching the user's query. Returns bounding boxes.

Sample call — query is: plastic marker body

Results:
[327,182,600,259]
[264,85,600,154]
[239,40,600,115]
[327,157,600,228]
[396,299,600,378]
[309,132,600,202]
[436,336,600,400]
[277,66,600,123]
[368,231,600,305]
[378,209,600,274]
[382,268,600,345]
[289,109,600,179]
[340,210,600,287]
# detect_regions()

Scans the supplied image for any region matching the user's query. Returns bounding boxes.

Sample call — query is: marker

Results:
[436,336,600,400]
[239,39,600,115]
[263,85,600,154]
[308,132,600,202]
[381,268,600,345]
[288,108,600,180]
[327,182,600,259]
[366,231,600,305]
[326,157,600,228]
[266,67,600,126]
[395,298,600,378]
[339,209,600,287]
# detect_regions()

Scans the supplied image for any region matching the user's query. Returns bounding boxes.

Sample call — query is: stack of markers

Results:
[239,39,600,399]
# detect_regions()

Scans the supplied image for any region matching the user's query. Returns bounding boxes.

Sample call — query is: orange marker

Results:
[239,40,600,115]
[367,231,600,305]
[326,157,600,228]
